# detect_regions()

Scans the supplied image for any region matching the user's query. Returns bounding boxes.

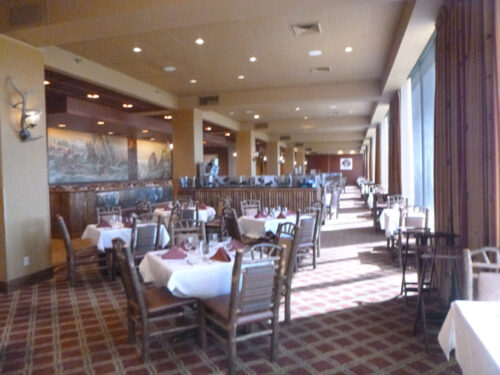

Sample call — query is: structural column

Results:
[295,147,306,174]
[0,36,51,291]
[235,130,256,176]
[266,141,280,175]
[172,109,204,181]
[282,147,295,174]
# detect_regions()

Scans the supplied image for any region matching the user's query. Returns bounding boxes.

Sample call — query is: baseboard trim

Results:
[0,267,54,293]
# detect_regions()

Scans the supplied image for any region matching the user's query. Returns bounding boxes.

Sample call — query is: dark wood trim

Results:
[0,267,54,294]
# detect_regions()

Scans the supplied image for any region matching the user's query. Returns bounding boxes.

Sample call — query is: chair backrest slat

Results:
[223,207,244,241]
[240,200,261,217]
[464,247,500,300]
[56,215,74,261]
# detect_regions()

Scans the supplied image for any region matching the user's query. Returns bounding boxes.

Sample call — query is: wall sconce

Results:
[252,151,260,162]
[263,156,268,162]
[279,155,285,164]
[8,77,42,141]
[232,151,238,158]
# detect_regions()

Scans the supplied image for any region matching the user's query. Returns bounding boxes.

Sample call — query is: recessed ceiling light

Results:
[308,50,322,57]
[150,137,156,141]
[190,79,197,84]
[304,116,308,120]
[195,38,204,45]
[133,46,142,53]
[345,46,353,53]
[205,126,212,131]
[338,150,344,154]
[87,93,99,99]
[164,115,173,120]
[163,66,176,72]
[295,107,300,111]
[97,121,105,125]
[249,56,257,62]
[108,131,114,135]
[44,80,50,85]
[254,114,260,119]
[238,75,245,80]
[122,103,133,108]
[58,123,66,128]
[245,109,252,114]
[229,111,234,116]
[225,132,231,137]
[350,150,356,154]
[329,104,337,109]
[142,129,149,133]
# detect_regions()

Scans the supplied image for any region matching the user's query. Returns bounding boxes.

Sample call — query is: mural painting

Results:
[137,139,172,180]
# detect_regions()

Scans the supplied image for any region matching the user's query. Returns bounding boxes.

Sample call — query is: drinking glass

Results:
[210,233,218,245]
[224,236,232,251]
[276,205,281,214]
[264,207,269,216]
[283,207,288,216]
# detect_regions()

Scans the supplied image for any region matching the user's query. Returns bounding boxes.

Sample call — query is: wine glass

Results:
[276,205,281,214]
[264,207,269,216]
[283,206,288,216]
[270,207,276,218]
[224,236,232,251]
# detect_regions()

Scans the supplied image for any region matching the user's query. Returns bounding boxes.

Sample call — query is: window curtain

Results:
[388,91,402,195]
[434,0,500,250]
[375,125,381,184]
[368,138,373,181]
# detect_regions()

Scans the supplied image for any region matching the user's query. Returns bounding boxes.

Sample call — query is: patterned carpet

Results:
[0,187,460,374]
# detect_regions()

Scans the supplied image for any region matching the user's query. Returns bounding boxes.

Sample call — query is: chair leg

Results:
[142,318,149,361]
[270,313,280,362]
[105,250,113,282]
[285,290,291,323]
[227,328,237,375]
[67,262,75,286]
[312,246,317,269]
[199,303,207,349]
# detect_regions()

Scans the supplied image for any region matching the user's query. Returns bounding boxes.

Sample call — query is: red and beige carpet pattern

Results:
[0,187,459,374]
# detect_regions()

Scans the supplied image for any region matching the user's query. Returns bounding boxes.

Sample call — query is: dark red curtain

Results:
[375,125,381,185]
[434,0,500,249]
[388,91,402,195]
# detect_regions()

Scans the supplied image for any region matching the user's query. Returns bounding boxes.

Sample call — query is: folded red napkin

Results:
[254,211,267,218]
[97,219,111,228]
[228,239,243,251]
[123,220,133,228]
[210,248,231,262]
[277,212,287,219]
[161,247,187,260]
[199,203,207,210]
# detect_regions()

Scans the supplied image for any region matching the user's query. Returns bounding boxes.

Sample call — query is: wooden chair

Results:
[327,188,341,219]
[171,219,206,248]
[113,238,203,360]
[96,205,122,225]
[206,197,231,238]
[240,199,261,217]
[387,195,408,209]
[180,202,199,221]
[130,216,162,263]
[464,247,500,301]
[275,222,301,322]
[222,207,259,246]
[201,244,283,374]
[295,210,318,269]
[56,214,109,285]
[135,200,153,221]
[311,200,325,225]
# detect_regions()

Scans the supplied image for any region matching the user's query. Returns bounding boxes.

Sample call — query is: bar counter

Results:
[179,186,321,213]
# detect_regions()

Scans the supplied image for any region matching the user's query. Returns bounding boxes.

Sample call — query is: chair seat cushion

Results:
[144,287,197,317]
[477,272,500,301]
[204,294,273,326]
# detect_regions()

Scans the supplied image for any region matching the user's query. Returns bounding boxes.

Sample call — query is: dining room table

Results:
[438,300,500,375]
[82,222,170,251]
[238,213,299,239]
[139,241,244,299]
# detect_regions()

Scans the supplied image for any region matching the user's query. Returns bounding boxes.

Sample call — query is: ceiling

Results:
[3,0,441,154]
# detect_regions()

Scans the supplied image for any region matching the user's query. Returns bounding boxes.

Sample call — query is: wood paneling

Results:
[179,187,321,214]
[306,154,364,185]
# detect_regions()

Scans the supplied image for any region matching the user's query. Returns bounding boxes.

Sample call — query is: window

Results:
[410,37,435,223]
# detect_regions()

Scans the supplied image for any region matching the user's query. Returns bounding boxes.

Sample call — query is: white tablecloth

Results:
[154,206,216,227]
[380,209,426,239]
[139,248,236,299]
[82,224,170,251]
[438,300,500,375]
[238,215,297,239]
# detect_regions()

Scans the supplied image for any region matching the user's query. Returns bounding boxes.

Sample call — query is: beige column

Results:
[266,141,280,175]
[172,109,204,180]
[282,147,295,174]
[235,130,256,176]
[295,147,306,174]
[0,36,51,290]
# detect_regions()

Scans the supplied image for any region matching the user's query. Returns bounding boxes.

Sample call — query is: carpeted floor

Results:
[0,186,459,374]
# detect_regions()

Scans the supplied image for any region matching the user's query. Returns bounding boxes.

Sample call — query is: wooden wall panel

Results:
[305,154,364,185]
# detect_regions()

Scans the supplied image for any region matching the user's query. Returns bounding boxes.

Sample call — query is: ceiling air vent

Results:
[280,135,291,141]
[1,0,47,32]
[306,147,313,152]
[295,143,304,147]
[291,22,321,37]
[198,95,219,106]
[254,123,268,130]
[310,66,331,74]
